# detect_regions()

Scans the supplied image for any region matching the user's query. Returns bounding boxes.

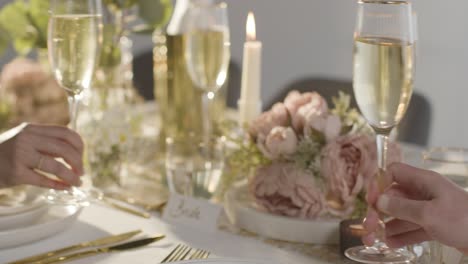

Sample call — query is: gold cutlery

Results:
[189,249,210,260]
[8,230,142,264]
[105,192,167,212]
[160,244,210,263]
[100,196,152,219]
[32,235,165,264]
[161,244,192,263]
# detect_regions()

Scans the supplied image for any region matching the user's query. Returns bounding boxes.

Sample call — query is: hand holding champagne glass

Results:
[345,0,416,263]
[46,0,102,206]
[184,2,230,140]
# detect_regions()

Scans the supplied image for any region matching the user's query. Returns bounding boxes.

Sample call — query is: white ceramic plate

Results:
[0,186,47,216]
[224,181,340,245]
[0,204,48,231]
[171,259,276,264]
[0,205,82,249]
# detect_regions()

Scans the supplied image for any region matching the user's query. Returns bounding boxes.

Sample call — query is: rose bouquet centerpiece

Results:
[227,91,401,219]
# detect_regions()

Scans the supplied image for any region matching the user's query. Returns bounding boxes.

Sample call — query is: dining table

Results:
[0,102,429,264]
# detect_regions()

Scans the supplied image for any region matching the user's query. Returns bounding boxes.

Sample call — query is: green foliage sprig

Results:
[0,0,173,58]
[0,0,49,56]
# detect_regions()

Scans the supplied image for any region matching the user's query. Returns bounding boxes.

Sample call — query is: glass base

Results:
[345,245,415,263]
[44,187,90,207]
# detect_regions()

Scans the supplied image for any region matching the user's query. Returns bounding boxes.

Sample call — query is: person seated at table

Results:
[363,163,468,255]
[0,123,84,189]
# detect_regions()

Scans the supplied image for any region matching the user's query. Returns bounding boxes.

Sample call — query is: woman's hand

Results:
[363,163,468,254]
[0,123,84,189]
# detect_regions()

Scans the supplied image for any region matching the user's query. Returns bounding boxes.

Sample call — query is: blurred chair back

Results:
[133,50,154,100]
[266,77,431,146]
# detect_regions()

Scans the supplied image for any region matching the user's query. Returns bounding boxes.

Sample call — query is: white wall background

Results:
[1,0,467,147]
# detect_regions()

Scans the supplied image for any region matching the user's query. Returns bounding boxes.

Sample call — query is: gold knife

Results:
[33,235,165,264]
[8,230,142,264]
[105,192,167,212]
[101,197,152,218]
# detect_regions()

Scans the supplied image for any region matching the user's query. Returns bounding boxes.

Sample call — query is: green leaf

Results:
[306,127,326,146]
[137,0,173,30]
[28,0,50,48]
[13,30,38,55]
[0,1,29,38]
[0,1,38,54]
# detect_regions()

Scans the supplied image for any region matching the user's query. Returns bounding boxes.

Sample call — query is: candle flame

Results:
[246,12,256,42]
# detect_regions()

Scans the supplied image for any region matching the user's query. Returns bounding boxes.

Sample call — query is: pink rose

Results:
[321,134,401,217]
[321,135,370,216]
[304,114,342,142]
[284,90,328,132]
[250,162,326,219]
[257,126,298,159]
[0,58,69,126]
[0,58,48,91]
[249,103,289,139]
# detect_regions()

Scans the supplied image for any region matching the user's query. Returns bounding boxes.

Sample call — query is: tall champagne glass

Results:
[47,0,102,206]
[184,2,230,141]
[345,0,416,263]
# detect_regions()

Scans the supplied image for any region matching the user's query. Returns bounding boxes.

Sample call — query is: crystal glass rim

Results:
[423,147,468,164]
[358,0,410,5]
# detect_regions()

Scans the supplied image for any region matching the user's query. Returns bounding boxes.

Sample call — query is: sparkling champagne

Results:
[353,36,414,131]
[153,31,227,146]
[49,14,101,95]
[186,29,230,92]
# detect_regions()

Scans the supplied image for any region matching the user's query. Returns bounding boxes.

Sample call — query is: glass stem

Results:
[372,133,390,251]
[68,94,80,131]
[202,92,213,143]
[376,133,389,172]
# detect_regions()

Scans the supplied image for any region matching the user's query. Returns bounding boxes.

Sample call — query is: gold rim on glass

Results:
[423,147,468,164]
[358,0,410,5]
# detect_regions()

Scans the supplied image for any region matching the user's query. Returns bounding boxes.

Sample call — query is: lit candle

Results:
[239,12,262,126]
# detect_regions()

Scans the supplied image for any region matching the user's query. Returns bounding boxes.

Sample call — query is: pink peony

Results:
[284,90,328,132]
[0,58,69,126]
[250,162,326,219]
[249,103,289,139]
[321,135,368,215]
[257,126,298,160]
[321,134,401,216]
[0,58,48,90]
[304,113,342,142]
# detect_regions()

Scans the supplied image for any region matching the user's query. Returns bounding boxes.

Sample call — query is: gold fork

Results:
[189,249,210,260]
[160,244,192,263]
[160,244,210,263]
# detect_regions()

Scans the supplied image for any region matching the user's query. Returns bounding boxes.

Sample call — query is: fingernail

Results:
[376,194,390,214]
[362,232,375,246]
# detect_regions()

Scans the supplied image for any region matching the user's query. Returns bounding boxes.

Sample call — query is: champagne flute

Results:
[184,2,231,141]
[46,0,102,206]
[345,0,416,263]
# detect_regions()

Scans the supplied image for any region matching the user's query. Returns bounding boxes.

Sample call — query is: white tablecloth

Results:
[0,204,338,264]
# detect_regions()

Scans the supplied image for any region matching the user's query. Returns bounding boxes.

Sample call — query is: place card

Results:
[162,193,222,232]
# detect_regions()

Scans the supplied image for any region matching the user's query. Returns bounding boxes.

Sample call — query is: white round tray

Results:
[224,181,340,245]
